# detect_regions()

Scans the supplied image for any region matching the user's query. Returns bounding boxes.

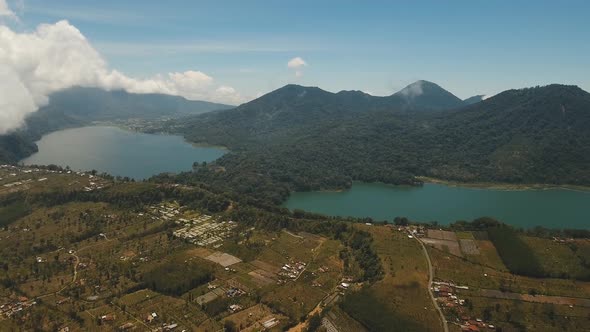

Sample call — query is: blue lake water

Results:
[285,182,590,229]
[22,126,225,179]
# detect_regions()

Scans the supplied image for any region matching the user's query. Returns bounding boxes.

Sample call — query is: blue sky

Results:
[10,0,590,101]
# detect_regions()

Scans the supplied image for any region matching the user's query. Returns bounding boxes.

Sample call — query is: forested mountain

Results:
[164,84,590,206]
[431,84,590,183]
[0,133,38,164]
[463,95,485,105]
[174,81,468,149]
[40,87,232,121]
[384,80,466,110]
[0,87,232,163]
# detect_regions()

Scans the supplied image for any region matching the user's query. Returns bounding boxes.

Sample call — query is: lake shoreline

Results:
[90,122,231,151]
[20,126,226,180]
[417,177,590,193]
[285,181,590,229]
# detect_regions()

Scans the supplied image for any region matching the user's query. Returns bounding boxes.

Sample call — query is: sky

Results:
[1,0,590,132]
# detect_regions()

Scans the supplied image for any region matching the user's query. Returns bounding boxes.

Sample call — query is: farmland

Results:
[0,165,359,331]
[423,227,590,332]
[1,164,589,331]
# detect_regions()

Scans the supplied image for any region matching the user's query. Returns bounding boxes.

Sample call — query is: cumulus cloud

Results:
[0,19,243,134]
[287,57,306,69]
[287,56,307,77]
[0,0,17,20]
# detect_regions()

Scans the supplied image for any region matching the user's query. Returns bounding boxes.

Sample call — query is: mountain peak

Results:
[390,80,465,110]
[463,95,485,105]
[397,80,431,98]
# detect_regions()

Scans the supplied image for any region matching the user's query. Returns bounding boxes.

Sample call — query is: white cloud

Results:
[287,56,306,69]
[399,80,424,98]
[287,56,307,78]
[0,20,243,134]
[0,0,17,21]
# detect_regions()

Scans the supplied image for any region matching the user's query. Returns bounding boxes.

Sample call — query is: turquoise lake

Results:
[285,182,590,229]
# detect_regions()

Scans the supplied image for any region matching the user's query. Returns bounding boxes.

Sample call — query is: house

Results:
[119,322,134,330]
[461,325,479,332]
[229,304,242,313]
[101,314,116,322]
[263,317,279,329]
[164,323,178,330]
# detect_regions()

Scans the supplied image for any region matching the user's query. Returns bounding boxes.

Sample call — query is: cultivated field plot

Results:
[460,239,480,255]
[248,269,276,286]
[423,229,463,256]
[479,289,590,307]
[119,289,209,330]
[522,236,590,280]
[422,237,462,257]
[324,306,368,332]
[251,259,281,274]
[462,295,590,332]
[196,287,225,305]
[351,225,441,332]
[427,229,458,241]
[429,245,590,299]
[205,251,242,267]
[222,304,287,332]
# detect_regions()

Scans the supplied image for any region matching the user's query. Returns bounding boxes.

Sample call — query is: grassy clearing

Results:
[261,279,325,322]
[429,246,590,298]
[523,236,590,280]
[456,231,475,240]
[338,225,441,332]
[461,296,590,332]
[340,285,435,332]
[488,226,544,277]
[460,237,508,272]
[222,303,289,331]
[0,201,31,227]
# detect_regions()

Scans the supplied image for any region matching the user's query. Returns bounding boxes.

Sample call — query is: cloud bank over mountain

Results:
[0,18,242,134]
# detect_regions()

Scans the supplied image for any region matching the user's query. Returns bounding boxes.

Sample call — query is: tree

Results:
[307,313,322,332]
[224,320,237,332]
[393,217,409,226]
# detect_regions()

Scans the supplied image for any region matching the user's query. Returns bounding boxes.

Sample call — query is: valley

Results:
[1,165,589,331]
[1,2,589,331]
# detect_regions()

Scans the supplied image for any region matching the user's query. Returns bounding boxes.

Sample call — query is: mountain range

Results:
[167,82,590,205]
[2,81,589,206]
[176,80,475,148]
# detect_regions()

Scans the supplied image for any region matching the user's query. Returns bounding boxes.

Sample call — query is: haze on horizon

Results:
[1,0,590,134]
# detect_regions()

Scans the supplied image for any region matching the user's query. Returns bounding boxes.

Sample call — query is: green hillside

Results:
[164,84,590,206]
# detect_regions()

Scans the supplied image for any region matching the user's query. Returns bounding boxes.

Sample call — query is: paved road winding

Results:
[414,236,449,332]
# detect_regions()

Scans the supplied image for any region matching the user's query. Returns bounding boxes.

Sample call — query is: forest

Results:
[142,259,214,296]
[153,84,590,208]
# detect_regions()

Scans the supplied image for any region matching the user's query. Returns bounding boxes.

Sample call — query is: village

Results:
[431,280,497,331]
[147,202,238,247]
[0,297,37,319]
[0,164,109,193]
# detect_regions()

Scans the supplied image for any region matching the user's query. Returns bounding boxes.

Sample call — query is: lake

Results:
[21,126,226,179]
[284,182,590,229]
